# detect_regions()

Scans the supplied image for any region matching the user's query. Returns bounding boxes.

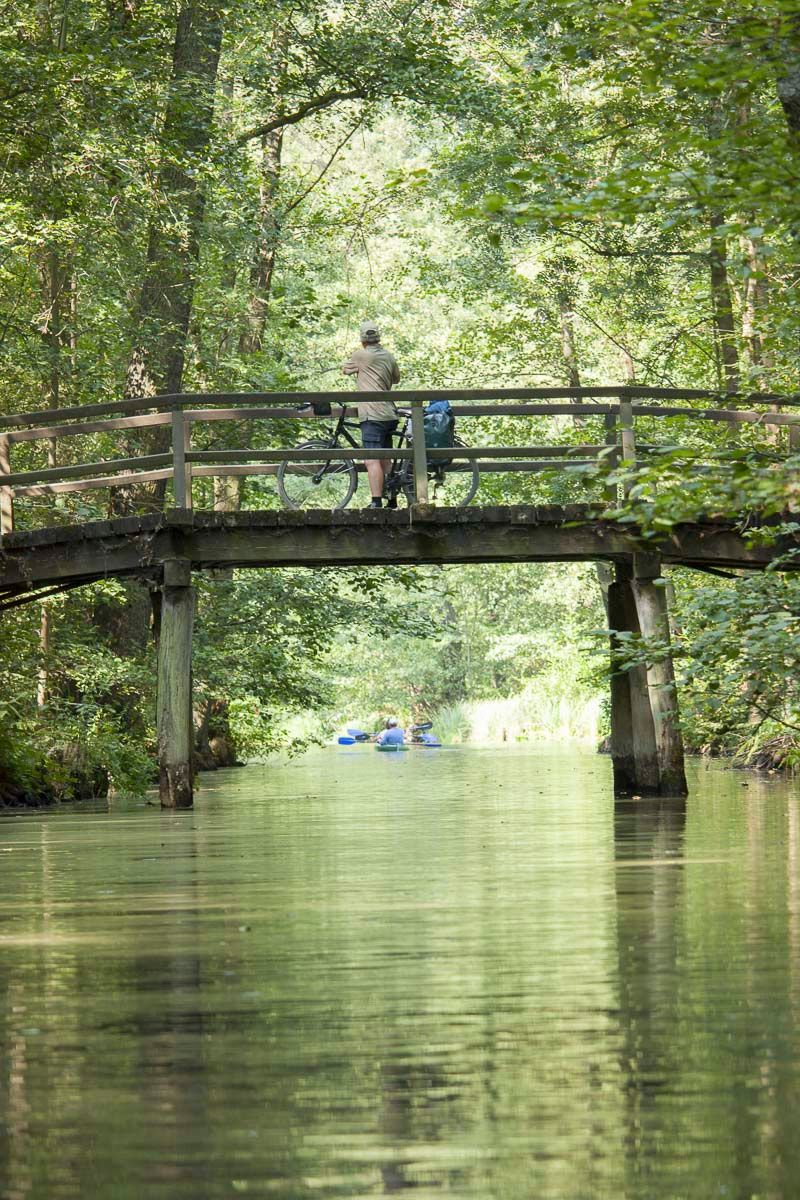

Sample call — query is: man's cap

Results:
[386,716,398,727]
[360,320,380,340]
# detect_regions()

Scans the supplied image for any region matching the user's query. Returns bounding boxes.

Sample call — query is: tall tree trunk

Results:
[37,247,69,468]
[34,5,70,720]
[238,23,289,356]
[38,248,66,417]
[125,3,224,400]
[777,19,800,143]
[552,268,612,617]
[709,213,739,396]
[36,3,71,457]
[740,231,772,388]
[558,292,581,389]
[239,129,284,354]
[620,346,636,383]
[37,606,51,708]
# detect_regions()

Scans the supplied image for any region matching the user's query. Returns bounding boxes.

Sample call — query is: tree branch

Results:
[282,116,364,215]
[235,88,365,145]
[561,225,703,259]
[748,699,800,734]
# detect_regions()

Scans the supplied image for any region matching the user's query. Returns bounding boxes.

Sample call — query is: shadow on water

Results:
[126,821,210,1194]
[612,783,800,1200]
[613,796,687,1194]
[3,749,800,1199]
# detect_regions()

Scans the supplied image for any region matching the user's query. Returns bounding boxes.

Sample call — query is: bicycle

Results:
[276,405,480,510]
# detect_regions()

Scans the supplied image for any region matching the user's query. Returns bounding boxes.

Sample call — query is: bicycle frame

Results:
[313,407,411,491]
[317,406,361,449]
[304,407,361,486]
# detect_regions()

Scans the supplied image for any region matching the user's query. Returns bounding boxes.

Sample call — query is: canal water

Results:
[1,746,799,1199]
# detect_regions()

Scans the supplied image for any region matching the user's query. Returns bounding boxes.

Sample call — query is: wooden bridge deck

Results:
[0,506,794,601]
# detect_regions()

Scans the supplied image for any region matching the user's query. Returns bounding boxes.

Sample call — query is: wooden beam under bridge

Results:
[0,506,794,591]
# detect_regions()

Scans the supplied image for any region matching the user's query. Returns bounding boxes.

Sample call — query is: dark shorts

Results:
[360,419,398,450]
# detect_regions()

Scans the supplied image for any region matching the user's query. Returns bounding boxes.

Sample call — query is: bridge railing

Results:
[1,387,798,533]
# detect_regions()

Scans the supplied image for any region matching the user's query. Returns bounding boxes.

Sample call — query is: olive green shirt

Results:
[342,344,400,421]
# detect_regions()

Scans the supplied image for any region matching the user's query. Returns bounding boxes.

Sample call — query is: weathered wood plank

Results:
[0,509,794,593]
[620,399,636,463]
[1,386,798,431]
[2,453,172,487]
[157,562,195,809]
[186,444,605,464]
[0,435,13,534]
[7,412,174,443]
[191,464,280,478]
[185,406,337,422]
[411,406,429,503]
[614,563,661,792]
[171,411,191,509]
[607,576,637,792]
[607,574,662,793]
[631,560,688,795]
[448,403,616,417]
[189,458,594,477]
[188,448,407,463]
[12,469,174,497]
[632,404,800,425]
[430,445,604,459]
[475,460,595,472]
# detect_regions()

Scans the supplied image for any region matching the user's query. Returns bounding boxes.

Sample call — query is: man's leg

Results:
[381,422,399,508]
[365,457,385,502]
[360,422,384,506]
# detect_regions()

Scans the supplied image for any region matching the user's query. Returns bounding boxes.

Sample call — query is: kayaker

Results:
[375,717,405,746]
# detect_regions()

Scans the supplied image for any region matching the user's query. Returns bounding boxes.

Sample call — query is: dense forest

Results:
[1,0,799,801]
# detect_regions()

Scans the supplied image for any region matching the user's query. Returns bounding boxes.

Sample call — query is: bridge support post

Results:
[157,558,195,809]
[608,563,660,794]
[632,554,688,796]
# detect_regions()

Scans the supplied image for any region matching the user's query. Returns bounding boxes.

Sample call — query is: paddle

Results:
[340,728,374,745]
[340,721,434,746]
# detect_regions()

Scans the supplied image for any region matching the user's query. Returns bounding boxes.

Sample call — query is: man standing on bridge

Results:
[342,321,401,508]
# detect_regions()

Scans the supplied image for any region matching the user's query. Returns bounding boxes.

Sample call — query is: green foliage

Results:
[328,562,607,744]
[3,0,800,796]
[669,571,800,761]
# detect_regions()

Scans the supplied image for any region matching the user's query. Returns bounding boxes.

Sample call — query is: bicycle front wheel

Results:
[277,440,358,510]
[430,438,479,507]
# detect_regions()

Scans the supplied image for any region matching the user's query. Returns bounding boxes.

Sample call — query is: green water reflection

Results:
[1,747,799,1198]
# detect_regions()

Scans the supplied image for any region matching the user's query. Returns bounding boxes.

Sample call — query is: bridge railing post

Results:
[603,410,619,503]
[171,409,192,510]
[0,435,13,534]
[784,400,800,452]
[410,404,430,505]
[618,397,636,497]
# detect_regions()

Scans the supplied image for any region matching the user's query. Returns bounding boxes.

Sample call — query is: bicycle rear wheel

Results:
[277,440,358,510]
[410,439,479,508]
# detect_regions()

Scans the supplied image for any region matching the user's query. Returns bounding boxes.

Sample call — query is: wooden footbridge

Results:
[1,386,798,808]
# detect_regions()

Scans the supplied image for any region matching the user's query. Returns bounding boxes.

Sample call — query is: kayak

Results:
[375,744,409,753]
